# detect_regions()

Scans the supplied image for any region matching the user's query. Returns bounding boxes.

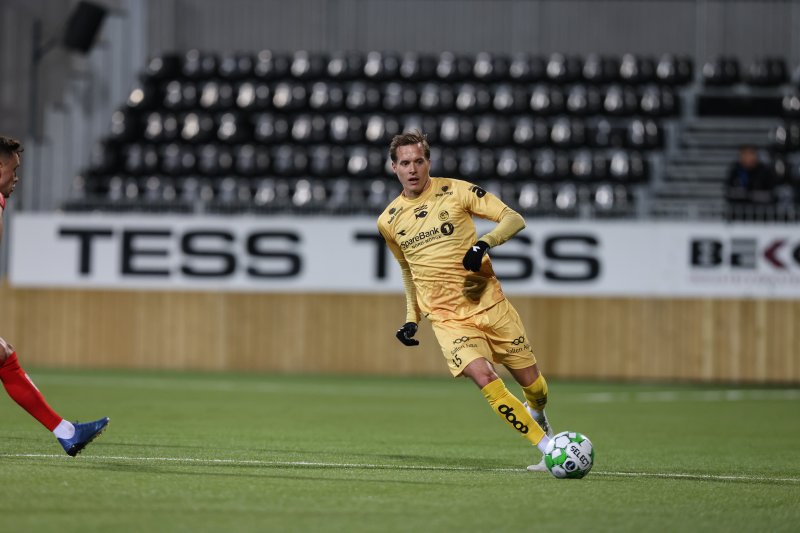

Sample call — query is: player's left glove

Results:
[462,240,490,272]
[396,322,419,346]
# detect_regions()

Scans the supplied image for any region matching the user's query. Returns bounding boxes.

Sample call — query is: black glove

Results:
[462,240,490,272]
[396,322,419,346]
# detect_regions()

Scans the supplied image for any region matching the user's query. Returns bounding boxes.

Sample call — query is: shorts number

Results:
[453,353,462,367]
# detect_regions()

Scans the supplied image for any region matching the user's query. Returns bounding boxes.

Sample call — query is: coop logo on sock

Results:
[498,405,528,434]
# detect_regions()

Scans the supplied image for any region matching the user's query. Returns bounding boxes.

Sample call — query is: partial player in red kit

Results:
[0,136,108,456]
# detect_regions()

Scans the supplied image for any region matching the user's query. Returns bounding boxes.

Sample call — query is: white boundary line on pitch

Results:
[2,453,799,483]
[28,374,800,403]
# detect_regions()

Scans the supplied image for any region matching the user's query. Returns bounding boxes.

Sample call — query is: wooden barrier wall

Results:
[0,282,797,383]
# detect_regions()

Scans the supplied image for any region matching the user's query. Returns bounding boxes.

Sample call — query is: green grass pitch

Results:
[1,369,799,532]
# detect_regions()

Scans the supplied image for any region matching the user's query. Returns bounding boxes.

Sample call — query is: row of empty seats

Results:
[108,112,664,150]
[89,143,649,182]
[128,79,682,116]
[146,50,695,86]
[68,175,635,217]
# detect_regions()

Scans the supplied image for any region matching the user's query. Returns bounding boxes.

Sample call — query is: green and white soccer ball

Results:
[544,431,595,479]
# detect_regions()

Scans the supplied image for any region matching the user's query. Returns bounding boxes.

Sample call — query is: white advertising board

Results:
[8,213,800,299]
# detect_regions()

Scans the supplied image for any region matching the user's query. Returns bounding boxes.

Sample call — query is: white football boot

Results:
[524,401,553,472]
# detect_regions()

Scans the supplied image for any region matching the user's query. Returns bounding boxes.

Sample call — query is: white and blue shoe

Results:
[58,417,109,457]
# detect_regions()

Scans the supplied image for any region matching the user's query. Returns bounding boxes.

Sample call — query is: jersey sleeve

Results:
[458,182,526,248]
[378,222,422,324]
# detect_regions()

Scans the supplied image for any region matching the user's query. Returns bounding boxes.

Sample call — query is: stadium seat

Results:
[781,93,800,118]
[512,116,549,147]
[219,52,254,80]
[771,122,800,152]
[509,53,546,83]
[545,53,581,83]
[639,86,678,116]
[198,81,235,110]
[582,54,620,84]
[419,82,455,113]
[163,80,198,110]
[235,81,271,111]
[565,85,602,116]
[702,57,740,86]
[253,113,290,143]
[745,57,788,86]
[363,51,401,81]
[123,143,159,175]
[346,146,385,177]
[602,85,638,115]
[290,50,328,80]
[309,144,347,177]
[529,84,564,115]
[655,54,693,85]
[272,144,308,176]
[254,50,291,80]
[570,150,594,180]
[272,82,308,111]
[473,52,510,82]
[550,118,586,148]
[619,53,656,85]
[554,183,579,214]
[142,111,175,143]
[587,118,626,148]
[365,114,401,145]
[436,51,473,81]
[345,81,382,112]
[399,52,437,81]
[308,81,345,112]
[627,118,662,149]
[329,113,365,144]
[496,148,533,180]
[144,53,182,81]
[216,112,251,143]
[492,83,527,114]
[382,82,418,113]
[475,115,512,146]
[87,141,122,176]
[126,79,161,111]
[429,146,459,176]
[196,143,234,175]
[457,147,495,178]
[455,83,492,113]
[439,115,475,146]
[234,143,271,176]
[182,50,219,79]
[290,113,327,144]
[160,143,196,175]
[327,51,365,80]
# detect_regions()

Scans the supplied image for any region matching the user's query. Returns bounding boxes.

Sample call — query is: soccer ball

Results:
[544,431,594,479]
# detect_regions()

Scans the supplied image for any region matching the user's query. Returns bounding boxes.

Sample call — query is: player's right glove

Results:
[395,322,419,346]
[462,240,490,272]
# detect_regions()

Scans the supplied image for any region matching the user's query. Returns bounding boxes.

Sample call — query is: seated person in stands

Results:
[725,145,775,220]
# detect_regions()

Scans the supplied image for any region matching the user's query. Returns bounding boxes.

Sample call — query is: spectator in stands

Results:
[725,145,775,221]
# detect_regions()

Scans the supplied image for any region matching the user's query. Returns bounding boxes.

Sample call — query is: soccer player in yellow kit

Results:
[378,131,553,471]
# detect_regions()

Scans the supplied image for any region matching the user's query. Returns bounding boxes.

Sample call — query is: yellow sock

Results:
[480,378,545,447]
[522,374,548,412]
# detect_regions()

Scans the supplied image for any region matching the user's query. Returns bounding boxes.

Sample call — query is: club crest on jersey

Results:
[435,185,454,198]
[438,210,449,221]
[387,206,403,224]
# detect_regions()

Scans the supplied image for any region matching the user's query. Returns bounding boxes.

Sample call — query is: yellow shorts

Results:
[430,299,537,377]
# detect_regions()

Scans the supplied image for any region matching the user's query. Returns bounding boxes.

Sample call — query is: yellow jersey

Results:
[377,177,525,323]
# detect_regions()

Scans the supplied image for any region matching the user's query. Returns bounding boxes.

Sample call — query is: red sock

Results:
[0,352,62,431]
